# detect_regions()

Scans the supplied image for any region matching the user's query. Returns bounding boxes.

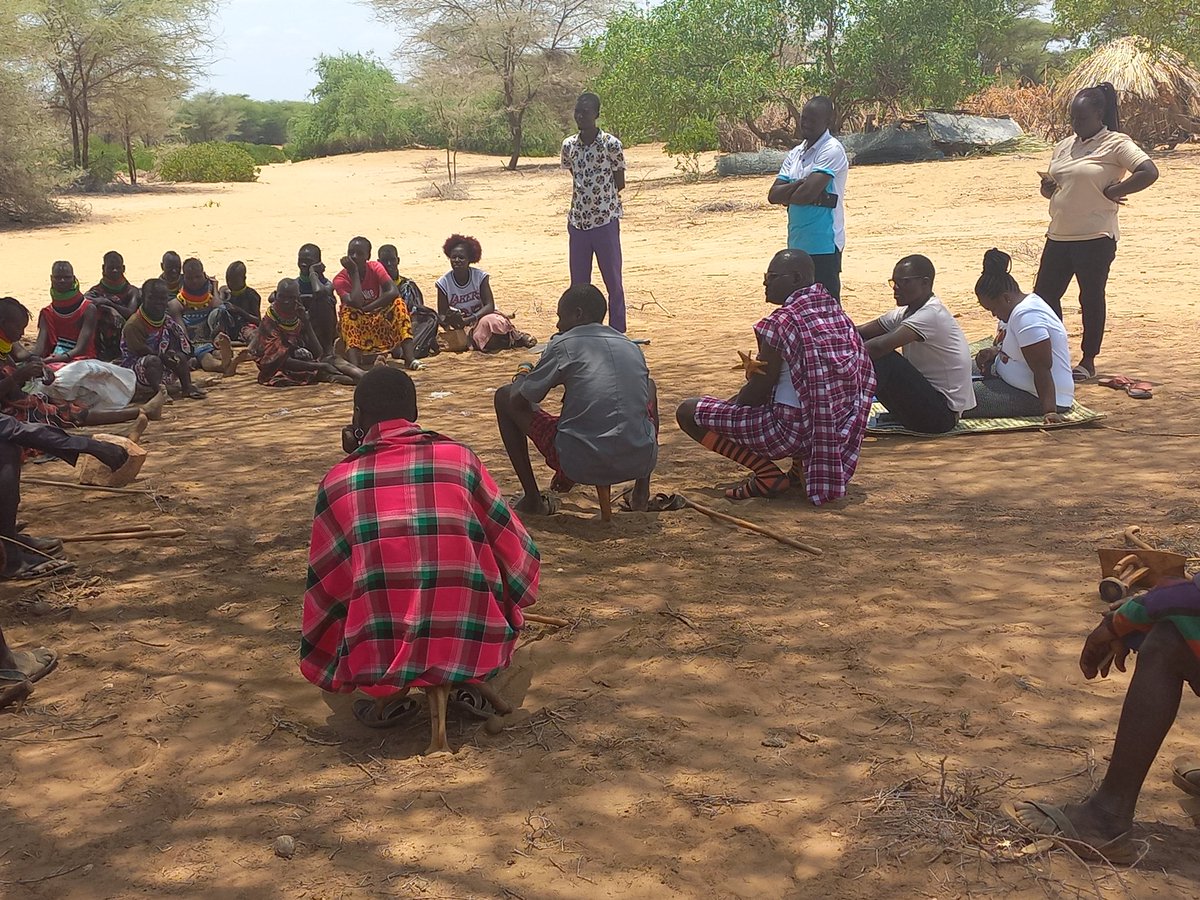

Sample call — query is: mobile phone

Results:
[816,192,839,209]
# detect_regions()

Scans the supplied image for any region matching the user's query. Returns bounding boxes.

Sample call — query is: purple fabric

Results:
[568,218,626,333]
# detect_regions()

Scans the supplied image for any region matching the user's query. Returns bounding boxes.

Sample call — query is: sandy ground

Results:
[2,143,1200,899]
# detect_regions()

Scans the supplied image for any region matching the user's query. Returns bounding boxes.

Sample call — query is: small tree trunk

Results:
[68,108,82,168]
[125,131,137,186]
[505,109,525,171]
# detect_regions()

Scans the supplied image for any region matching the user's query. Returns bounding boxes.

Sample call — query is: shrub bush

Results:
[157,142,259,183]
[230,142,288,165]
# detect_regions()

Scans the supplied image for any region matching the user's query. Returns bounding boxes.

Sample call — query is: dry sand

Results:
[2,143,1200,898]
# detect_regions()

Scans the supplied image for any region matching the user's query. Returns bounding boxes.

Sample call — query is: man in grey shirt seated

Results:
[494,284,657,515]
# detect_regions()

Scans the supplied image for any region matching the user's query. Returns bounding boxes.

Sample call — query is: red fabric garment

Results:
[754,284,875,505]
[332,261,392,306]
[300,419,540,694]
[39,295,96,360]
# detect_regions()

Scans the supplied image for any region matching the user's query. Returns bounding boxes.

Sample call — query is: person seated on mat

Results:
[0,297,161,441]
[169,257,232,375]
[297,243,339,359]
[249,279,366,386]
[210,260,261,347]
[436,234,537,352]
[121,278,206,401]
[86,250,141,320]
[32,261,118,366]
[300,367,540,745]
[968,248,1073,425]
[856,254,975,433]
[0,412,128,583]
[676,248,874,505]
[493,284,657,516]
[332,236,422,371]
[1005,575,1200,865]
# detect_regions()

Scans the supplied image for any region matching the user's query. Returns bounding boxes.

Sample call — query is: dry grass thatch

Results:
[964,83,1060,141]
[1057,36,1200,148]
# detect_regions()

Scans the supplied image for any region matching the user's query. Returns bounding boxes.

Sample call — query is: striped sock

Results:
[700,431,784,483]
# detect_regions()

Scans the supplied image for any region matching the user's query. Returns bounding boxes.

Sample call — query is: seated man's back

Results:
[302,410,540,693]
[518,321,656,486]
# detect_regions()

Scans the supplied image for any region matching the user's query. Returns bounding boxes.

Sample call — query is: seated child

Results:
[250,279,366,386]
[210,260,262,346]
[121,279,206,400]
[169,257,232,374]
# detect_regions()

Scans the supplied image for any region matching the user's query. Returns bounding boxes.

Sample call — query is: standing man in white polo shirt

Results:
[767,96,848,300]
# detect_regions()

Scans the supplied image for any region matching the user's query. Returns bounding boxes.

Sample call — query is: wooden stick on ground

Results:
[524,613,572,627]
[682,497,823,556]
[61,528,185,543]
[22,478,154,496]
[72,524,155,537]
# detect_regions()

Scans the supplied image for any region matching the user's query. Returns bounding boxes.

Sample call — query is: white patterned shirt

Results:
[561,131,625,230]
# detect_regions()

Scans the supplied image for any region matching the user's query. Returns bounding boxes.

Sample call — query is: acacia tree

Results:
[177,91,244,143]
[367,0,615,170]
[587,0,1021,153]
[18,0,211,170]
[1055,0,1199,62]
[97,71,181,184]
[0,59,71,222]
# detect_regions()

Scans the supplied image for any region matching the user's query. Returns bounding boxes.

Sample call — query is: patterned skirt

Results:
[339,299,413,354]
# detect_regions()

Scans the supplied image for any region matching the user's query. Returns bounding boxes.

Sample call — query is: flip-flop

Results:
[352,695,419,729]
[1072,365,1095,382]
[617,490,687,512]
[11,647,58,683]
[14,534,64,557]
[1099,375,1134,390]
[1172,758,1200,797]
[0,556,74,582]
[449,685,501,720]
[725,473,791,501]
[1125,382,1153,400]
[1002,799,1138,865]
[0,671,32,712]
[510,491,560,516]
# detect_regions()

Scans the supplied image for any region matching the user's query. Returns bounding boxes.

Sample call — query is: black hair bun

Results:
[982,248,1011,276]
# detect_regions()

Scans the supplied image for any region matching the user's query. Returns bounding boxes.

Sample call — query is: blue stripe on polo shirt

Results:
[783,168,837,255]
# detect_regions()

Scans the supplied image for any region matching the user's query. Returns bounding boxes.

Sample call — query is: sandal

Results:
[511,491,560,516]
[352,695,419,729]
[1071,365,1095,383]
[1126,382,1153,400]
[0,555,74,582]
[1098,375,1134,390]
[185,387,208,400]
[1002,800,1139,866]
[12,646,58,683]
[725,473,791,501]
[617,490,686,512]
[1173,757,1200,797]
[448,686,500,720]
[13,533,64,557]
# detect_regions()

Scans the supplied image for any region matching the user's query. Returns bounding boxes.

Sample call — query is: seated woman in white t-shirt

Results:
[968,248,1074,424]
[857,254,975,433]
[435,234,537,352]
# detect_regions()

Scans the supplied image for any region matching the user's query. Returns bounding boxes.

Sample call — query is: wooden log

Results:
[524,613,572,627]
[22,478,154,496]
[61,528,184,543]
[682,497,823,556]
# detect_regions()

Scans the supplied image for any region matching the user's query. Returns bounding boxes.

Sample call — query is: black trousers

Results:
[1,415,97,540]
[872,351,957,434]
[1033,237,1116,359]
[811,249,842,301]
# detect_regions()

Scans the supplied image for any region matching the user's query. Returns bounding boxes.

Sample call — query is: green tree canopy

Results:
[1055,0,1200,62]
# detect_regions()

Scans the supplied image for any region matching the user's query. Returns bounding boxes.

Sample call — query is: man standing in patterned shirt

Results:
[561,92,628,333]
[300,367,540,734]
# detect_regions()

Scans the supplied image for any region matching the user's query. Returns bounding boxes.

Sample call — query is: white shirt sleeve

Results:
[1012,309,1051,348]
[876,308,904,333]
[811,140,848,177]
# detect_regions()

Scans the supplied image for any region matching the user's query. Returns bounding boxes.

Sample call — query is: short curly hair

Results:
[443,233,482,263]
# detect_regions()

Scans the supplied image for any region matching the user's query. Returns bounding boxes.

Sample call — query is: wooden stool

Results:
[595,485,612,522]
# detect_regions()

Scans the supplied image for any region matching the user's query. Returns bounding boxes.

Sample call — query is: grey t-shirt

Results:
[517,323,657,485]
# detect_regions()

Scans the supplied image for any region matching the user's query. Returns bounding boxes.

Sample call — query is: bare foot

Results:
[629,478,651,512]
[140,387,167,421]
[228,348,252,377]
[215,333,234,374]
[128,411,150,444]
[514,492,558,516]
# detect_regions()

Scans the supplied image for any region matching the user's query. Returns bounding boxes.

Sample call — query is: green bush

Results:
[157,142,259,183]
[230,142,288,165]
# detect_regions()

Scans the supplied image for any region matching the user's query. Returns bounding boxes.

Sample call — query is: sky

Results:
[198,0,408,101]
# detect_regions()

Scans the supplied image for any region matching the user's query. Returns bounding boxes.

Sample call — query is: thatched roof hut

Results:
[1058,37,1200,148]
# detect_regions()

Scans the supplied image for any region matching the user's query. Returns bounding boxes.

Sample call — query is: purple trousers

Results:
[568,218,626,333]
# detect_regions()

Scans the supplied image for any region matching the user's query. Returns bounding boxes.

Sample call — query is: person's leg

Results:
[592,219,627,333]
[629,378,658,512]
[1071,237,1116,372]
[963,379,1044,419]
[168,354,204,400]
[811,250,842,301]
[1032,238,1075,320]
[871,351,957,433]
[676,398,788,498]
[1018,622,1200,846]
[493,383,551,515]
[567,223,595,287]
[324,357,368,383]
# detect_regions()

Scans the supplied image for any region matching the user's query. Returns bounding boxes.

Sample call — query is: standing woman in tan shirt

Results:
[1035,83,1159,380]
